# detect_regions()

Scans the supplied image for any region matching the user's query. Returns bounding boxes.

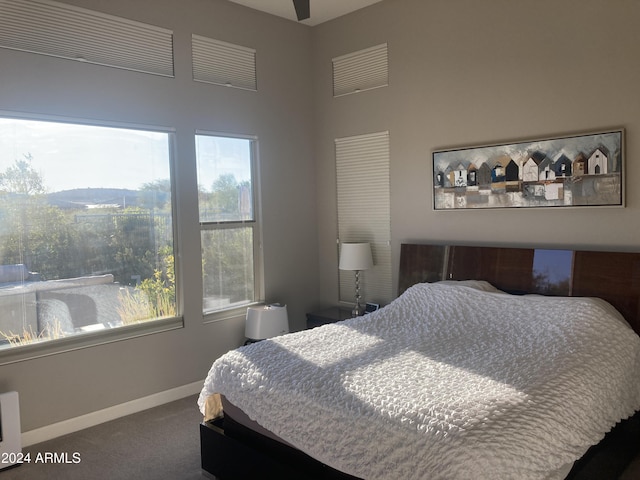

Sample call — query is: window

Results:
[0,0,174,77]
[192,35,257,91]
[335,131,392,306]
[332,43,388,97]
[0,116,176,352]
[195,133,260,315]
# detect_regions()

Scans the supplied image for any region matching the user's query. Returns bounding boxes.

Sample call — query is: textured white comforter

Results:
[199,281,640,480]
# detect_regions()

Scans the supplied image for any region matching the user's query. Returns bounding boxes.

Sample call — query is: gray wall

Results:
[0,0,318,431]
[312,0,640,306]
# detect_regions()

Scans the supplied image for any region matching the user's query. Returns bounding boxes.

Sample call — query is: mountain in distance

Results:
[46,188,169,210]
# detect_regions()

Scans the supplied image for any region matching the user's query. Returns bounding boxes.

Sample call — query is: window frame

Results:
[195,130,263,323]
[0,111,182,365]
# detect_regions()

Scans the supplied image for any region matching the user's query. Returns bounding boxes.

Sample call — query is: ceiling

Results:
[227,0,384,26]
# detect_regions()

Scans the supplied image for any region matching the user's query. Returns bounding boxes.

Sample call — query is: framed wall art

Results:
[432,129,624,210]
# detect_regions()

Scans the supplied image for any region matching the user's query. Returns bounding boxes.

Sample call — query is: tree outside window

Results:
[195,133,259,314]
[0,117,176,349]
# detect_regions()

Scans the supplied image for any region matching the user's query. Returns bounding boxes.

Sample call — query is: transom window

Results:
[0,116,176,351]
[195,132,260,315]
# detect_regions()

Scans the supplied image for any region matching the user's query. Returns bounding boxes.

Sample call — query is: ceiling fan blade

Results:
[293,0,310,21]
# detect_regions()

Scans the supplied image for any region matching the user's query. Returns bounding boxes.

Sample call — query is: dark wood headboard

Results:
[399,244,640,335]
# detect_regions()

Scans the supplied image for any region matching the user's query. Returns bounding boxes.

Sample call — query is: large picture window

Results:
[196,133,259,315]
[0,116,176,351]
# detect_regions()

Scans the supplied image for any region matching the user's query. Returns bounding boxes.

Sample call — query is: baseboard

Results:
[21,380,204,447]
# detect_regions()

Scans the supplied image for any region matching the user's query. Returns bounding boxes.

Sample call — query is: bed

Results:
[198,244,640,479]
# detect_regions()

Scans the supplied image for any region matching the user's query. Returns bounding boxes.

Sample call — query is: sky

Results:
[195,134,252,190]
[0,117,252,193]
[533,249,573,284]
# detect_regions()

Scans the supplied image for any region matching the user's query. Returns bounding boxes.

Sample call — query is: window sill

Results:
[0,316,183,366]
[202,302,262,324]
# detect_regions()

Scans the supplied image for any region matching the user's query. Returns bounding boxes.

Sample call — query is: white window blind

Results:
[336,131,392,306]
[0,0,174,77]
[332,43,388,97]
[192,35,257,91]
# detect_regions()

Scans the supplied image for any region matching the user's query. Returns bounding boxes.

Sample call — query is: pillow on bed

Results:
[436,279,632,330]
[435,279,503,293]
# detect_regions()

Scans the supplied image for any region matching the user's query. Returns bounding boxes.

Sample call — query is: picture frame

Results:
[432,129,624,210]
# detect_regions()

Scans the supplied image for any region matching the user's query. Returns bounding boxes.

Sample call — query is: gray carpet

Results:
[1,395,206,480]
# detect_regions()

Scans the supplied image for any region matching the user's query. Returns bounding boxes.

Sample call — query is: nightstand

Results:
[306,307,354,329]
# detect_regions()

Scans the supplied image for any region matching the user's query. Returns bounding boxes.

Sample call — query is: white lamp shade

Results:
[339,242,373,271]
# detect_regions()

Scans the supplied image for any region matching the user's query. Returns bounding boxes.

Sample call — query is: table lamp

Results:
[339,242,373,317]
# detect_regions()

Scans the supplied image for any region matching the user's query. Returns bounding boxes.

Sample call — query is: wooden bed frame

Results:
[200,244,640,479]
[397,244,640,336]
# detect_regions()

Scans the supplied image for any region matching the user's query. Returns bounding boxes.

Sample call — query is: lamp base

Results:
[352,270,364,317]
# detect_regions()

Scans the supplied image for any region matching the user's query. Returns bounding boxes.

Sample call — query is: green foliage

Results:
[138,245,176,317]
[117,246,175,324]
[199,173,252,222]
[201,227,253,304]
[0,156,175,310]
[198,173,255,305]
[0,154,45,195]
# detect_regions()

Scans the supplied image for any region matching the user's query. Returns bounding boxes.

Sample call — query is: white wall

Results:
[0,0,318,432]
[312,0,640,306]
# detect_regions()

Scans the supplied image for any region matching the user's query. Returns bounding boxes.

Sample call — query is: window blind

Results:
[332,43,388,97]
[192,34,257,91]
[336,131,392,306]
[0,0,174,77]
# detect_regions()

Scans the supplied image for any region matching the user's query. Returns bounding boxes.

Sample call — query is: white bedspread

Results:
[199,281,640,480]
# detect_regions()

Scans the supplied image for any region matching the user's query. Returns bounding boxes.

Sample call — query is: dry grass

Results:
[117,289,154,324]
[0,318,65,346]
[117,288,175,324]
[0,283,177,348]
